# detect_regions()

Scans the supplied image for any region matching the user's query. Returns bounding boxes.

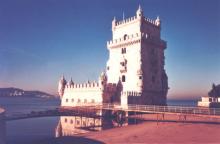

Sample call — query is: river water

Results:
[0,97,197,144]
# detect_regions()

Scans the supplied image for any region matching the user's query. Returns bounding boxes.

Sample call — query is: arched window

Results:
[66,99,68,102]
[139,76,142,80]
[122,75,126,82]
[124,34,128,40]
[71,98,74,102]
[121,48,126,54]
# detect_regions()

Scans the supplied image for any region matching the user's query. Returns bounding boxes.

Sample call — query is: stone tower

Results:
[106,5,168,105]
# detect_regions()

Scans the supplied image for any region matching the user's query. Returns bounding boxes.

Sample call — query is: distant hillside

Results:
[0,87,57,98]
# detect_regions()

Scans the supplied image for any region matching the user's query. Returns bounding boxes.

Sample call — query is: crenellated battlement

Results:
[65,81,100,89]
[114,16,160,28]
[143,17,160,27]
[115,16,137,27]
[107,32,141,47]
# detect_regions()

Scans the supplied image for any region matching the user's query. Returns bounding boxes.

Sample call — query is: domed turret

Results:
[68,78,74,86]
[99,71,107,90]
[112,16,116,31]
[58,75,67,97]
[99,71,107,82]
[155,16,161,26]
[136,4,143,18]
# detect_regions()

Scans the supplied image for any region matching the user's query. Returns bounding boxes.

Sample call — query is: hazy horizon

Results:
[0,0,219,100]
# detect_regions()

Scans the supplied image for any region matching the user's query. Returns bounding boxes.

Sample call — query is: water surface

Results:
[0,97,198,143]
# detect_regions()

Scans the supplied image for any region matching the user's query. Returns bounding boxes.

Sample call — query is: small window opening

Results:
[121,48,126,54]
[122,75,126,82]
[124,34,128,40]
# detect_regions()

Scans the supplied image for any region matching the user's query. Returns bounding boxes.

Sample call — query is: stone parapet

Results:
[65,81,99,89]
[107,32,141,48]
[114,16,160,28]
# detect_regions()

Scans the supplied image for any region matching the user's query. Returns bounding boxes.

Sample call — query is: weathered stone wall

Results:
[0,108,6,144]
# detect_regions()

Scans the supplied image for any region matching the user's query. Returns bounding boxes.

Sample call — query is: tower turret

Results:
[106,6,168,105]
[68,78,74,86]
[112,17,116,31]
[99,71,107,90]
[136,5,143,18]
[58,75,67,98]
[155,16,161,26]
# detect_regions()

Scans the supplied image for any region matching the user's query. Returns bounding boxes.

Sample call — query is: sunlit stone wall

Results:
[0,108,6,144]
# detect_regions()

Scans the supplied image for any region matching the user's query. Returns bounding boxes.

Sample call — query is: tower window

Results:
[121,48,126,54]
[124,34,128,40]
[122,75,126,82]
[139,76,142,80]
[66,99,68,102]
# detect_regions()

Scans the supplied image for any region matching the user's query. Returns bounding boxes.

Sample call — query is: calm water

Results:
[0,97,197,144]
[167,99,197,107]
[0,97,60,144]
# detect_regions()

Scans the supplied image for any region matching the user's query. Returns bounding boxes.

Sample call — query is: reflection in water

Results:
[55,116,129,137]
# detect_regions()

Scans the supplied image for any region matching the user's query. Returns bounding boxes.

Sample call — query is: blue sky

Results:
[0,0,219,99]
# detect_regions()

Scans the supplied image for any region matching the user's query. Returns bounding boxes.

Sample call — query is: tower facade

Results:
[58,6,168,107]
[106,6,168,105]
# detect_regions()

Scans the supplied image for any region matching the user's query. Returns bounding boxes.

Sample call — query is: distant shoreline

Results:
[0,95,59,99]
[0,87,58,99]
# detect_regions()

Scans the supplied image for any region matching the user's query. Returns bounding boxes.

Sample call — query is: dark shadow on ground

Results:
[7,136,105,144]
